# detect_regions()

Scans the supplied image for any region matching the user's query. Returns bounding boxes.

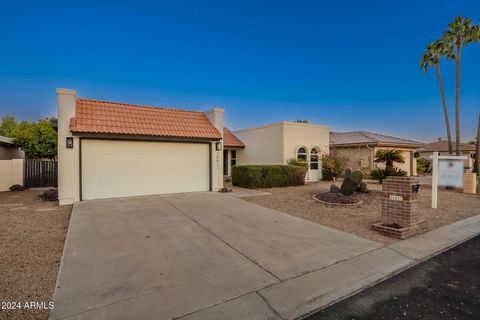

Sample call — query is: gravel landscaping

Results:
[0,190,72,320]
[243,181,480,245]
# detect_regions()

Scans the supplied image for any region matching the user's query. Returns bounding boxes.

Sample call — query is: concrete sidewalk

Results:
[50,193,480,320]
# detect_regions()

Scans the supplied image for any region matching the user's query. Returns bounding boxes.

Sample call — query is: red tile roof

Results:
[70,98,222,140]
[223,127,245,148]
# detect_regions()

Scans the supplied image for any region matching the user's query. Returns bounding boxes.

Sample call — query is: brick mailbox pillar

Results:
[463,173,477,195]
[372,176,426,239]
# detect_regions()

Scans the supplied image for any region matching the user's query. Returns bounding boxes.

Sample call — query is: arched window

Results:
[310,147,319,170]
[297,147,308,162]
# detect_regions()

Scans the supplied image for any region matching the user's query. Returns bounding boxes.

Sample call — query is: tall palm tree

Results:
[421,40,454,154]
[474,113,480,173]
[374,149,405,176]
[443,17,480,155]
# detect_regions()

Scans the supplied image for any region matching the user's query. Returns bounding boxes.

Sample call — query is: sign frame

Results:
[429,152,467,209]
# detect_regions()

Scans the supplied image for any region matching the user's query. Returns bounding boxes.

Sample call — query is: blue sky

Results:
[0,0,479,142]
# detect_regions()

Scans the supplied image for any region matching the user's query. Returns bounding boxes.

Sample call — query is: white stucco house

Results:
[57,89,330,204]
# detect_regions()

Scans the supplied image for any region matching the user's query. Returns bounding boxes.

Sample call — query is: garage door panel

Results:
[81,140,210,200]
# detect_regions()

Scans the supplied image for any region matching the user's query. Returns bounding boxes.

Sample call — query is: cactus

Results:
[340,169,364,196]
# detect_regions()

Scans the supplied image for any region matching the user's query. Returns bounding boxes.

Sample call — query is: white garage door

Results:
[81,139,210,200]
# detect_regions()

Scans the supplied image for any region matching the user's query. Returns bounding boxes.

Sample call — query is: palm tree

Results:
[421,40,454,154]
[443,17,480,155]
[374,149,405,176]
[474,113,480,173]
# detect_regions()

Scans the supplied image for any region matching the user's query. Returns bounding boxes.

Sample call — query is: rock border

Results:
[312,191,364,207]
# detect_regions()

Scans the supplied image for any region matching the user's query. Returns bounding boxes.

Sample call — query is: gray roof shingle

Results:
[0,135,15,146]
[330,131,421,146]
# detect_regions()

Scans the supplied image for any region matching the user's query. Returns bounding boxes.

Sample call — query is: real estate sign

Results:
[430,152,467,209]
[438,159,464,188]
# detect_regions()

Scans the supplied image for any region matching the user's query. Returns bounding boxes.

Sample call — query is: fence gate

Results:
[24,160,58,188]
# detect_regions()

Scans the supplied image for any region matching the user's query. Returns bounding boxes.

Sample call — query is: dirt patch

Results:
[0,190,72,320]
[243,181,480,245]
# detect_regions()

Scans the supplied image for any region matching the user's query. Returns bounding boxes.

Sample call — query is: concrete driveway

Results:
[50,192,383,320]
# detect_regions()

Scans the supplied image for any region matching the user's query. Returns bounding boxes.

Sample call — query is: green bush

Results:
[231,165,307,188]
[286,158,308,170]
[370,167,407,183]
[321,154,347,181]
[417,158,431,173]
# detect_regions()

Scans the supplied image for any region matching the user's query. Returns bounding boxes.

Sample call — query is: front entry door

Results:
[223,149,228,175]
[308,147,321,181]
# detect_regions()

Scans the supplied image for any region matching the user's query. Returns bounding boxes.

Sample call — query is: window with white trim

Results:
[310,147,319,170]
[231,150,237,167]
[297,147,308,162]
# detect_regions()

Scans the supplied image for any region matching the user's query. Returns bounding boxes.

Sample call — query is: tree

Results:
[421,39,454,154]
[9,119,57,159]
[374,149,405,176]
[474,113,480,173]
[0,116,18,137]
[442,17,480,155]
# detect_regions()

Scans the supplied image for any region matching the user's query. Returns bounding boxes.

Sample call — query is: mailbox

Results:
[412,183,420,194]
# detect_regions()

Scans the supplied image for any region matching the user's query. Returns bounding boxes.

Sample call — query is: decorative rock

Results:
[330,184,341,193]
[356,182,369,193]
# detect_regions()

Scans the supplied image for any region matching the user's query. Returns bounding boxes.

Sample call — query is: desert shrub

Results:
[286,158,308,169]
[38,188,58,201]
[231,165,262,189]
[262,166,290,187]
[231,165,307,189]
[370,167,407,183]
[9,184,27,191]
[417,158,431,173]
[321,155,347,181]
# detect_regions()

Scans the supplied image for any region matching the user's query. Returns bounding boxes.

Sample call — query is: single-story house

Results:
[57,89,330,204]
[0,135,24,160]
[416,138,476,171]
[232,122,330,181]
[330,131,422,176]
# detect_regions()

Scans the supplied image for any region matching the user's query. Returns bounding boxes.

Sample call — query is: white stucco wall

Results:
[282,122,330,161]
[57,89,80,205]
[234,122,330,165]
[204,108,224,191]
[234,123,285,165]
[0,159,24,191]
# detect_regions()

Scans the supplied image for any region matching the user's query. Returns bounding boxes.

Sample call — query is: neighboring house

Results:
[233,122,330,181]
[330,131,421,176]
[0,135,24,160]
[56,89,330,204]
[416,138,476,171]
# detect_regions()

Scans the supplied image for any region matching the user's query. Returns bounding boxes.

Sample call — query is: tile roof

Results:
[330,131,421,146]
[419,140,475,152]
[70,99,222,140]
[223,128,245,148]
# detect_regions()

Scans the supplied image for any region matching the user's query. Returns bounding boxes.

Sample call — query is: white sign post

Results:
[430,152,467,209]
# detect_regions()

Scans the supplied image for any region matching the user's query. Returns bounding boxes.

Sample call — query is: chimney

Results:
[204,108,224,135]
[438,137,442,142]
